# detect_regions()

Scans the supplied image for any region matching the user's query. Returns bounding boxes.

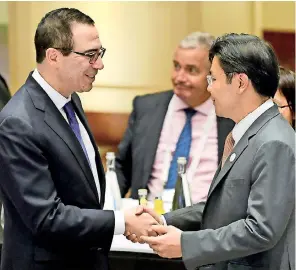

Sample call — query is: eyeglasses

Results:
[206,75,214,86]
[54,47,106,64]
[207,72,237,86]
[275,104,290,109]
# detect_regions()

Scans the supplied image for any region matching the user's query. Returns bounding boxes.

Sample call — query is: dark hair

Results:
[35,8,95,63]
[209,33,280,98]
[279,66,295,129]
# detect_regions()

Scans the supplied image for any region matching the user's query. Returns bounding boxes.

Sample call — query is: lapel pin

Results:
[230,153,236,162]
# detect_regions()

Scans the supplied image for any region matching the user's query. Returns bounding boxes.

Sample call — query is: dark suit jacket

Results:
[0,73,115,270]
[0,74,10,246]
[164,105,295,270]
[116,90,235,199]
[0,74,11,111]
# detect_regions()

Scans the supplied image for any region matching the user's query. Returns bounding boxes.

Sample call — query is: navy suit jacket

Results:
[0,73,115,270]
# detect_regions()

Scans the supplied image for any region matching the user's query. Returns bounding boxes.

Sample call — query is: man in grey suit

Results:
[135,33,295,270]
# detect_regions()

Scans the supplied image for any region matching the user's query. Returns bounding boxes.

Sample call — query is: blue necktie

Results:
[165,108,196,189]
[63,102,90,165]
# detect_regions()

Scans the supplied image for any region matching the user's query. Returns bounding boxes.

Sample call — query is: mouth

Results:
[175,85,190,91]
[86,74,96,79]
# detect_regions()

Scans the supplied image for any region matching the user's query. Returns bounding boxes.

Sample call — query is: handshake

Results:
[123,206,183,258]
[123,206,163,243]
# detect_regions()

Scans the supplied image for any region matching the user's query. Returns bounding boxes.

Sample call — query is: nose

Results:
[207,84,212,94]
[207,83,212,93]
[92,56,104,70]
[174,69,186,83]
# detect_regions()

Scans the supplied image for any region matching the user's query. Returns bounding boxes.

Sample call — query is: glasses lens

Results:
[90,52,99,64]
[99,48,106,59]
[206,76,211,85]
[89,48,105,64]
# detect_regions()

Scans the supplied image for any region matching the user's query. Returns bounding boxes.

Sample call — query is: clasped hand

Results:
[124,206,183,258]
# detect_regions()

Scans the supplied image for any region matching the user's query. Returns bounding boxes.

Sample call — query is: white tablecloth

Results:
[110,198,172,253]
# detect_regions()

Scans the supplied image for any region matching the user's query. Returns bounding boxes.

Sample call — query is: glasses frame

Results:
[207,72,238,86]
[275,103,291,109]
[53,47,106,64]
[206,75,213,86]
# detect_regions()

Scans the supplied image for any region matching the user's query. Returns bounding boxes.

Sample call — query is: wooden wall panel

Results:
[85,112,130,167]
[86,112,129,145]
[264,31,295,71]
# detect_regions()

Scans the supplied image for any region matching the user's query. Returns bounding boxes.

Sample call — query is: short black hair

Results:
[209,33,280,98]
[279,66,295,129]
[35,8,95,63]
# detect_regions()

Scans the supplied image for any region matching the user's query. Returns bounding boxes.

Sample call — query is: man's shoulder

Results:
[258,114,294,145]
[133,89,173,110]
[0,83,34,122]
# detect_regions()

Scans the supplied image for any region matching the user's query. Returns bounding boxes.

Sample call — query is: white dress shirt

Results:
[32,69,125,235]
[232,99,274,145]
[162,98,274,225]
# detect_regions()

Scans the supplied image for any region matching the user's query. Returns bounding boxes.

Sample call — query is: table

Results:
[109,251,186,270]
[108,198,187,269]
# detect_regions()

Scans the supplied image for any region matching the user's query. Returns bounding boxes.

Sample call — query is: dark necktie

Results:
[165,108,196,189]
[63,101,90,165]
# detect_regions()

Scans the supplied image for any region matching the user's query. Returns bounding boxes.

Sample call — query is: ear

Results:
[237,73,249,94]
[45,48,59,66]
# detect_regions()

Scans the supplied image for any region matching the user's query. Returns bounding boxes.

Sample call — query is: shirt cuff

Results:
[161,215,167,226]
[114,210,125,235]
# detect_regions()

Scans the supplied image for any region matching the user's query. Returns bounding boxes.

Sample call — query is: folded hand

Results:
[124,207,159,242]
[141,225,183,258]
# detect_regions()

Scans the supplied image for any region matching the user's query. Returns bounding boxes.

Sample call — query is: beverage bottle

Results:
[103,152,122,210]
[138,189,148,206]
[172,157,192,210]
[154,195,165,215]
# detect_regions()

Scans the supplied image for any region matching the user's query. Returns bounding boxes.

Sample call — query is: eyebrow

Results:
[186,64,198,69]
[173,61,198,69]
[83,45,103,53]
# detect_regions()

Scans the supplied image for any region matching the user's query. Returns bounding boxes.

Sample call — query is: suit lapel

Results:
[142,91,174,187]
[207,135,249,197]
[207,105,279,198]
[71,94,105,206]
[26,74,100,205]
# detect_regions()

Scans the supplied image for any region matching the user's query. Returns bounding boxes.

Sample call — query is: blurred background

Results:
[0,1,294,165]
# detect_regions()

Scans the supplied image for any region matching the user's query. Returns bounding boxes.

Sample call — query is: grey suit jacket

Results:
[116,90,235,198]
[0,73,114,270]
[164,105,295,270]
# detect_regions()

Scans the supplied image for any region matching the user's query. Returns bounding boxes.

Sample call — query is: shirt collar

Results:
[171,94,214,116]
[232,99,274,145]
[32,69,71,110]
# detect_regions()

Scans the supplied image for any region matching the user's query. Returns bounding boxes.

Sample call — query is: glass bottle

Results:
[138,189,148,206]
[171,157,187,210]
[104,152,122,210]
[154,195,165,215]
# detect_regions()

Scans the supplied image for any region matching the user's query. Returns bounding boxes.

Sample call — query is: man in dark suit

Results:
[0,73,10,262]
[116,32,234,203]
[0,8,158,270]
[0,74,10,111]
[137,33,295,270]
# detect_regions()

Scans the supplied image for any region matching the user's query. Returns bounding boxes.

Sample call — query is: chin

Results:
[79,85,93,93]
[174,90,191,101]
